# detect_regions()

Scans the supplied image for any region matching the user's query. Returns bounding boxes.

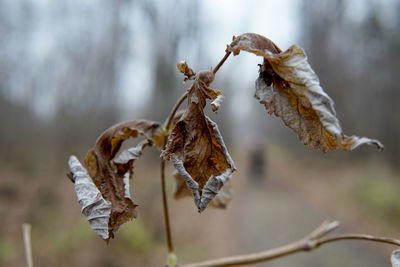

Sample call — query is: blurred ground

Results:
[0,141,399,267]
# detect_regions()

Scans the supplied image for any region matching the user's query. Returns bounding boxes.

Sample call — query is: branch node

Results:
[161,127,170,137]
[300,239,316,251]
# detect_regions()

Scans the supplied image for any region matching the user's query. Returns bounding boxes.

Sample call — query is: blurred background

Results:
[1,0,399,266]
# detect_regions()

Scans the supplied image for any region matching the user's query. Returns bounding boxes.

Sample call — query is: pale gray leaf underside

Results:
[68,155,111,240]
[172,170,233,209]
[392,249,400,267]
[113,140,149,199]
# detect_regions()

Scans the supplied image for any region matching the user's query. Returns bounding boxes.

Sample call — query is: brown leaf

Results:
[161,71,236,212]
[229,33,383,152]
[68,120,161,241]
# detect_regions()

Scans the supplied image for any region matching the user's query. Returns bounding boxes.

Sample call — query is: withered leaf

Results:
[228,33,383,152]
[161,71,236,212]
[68,120,161,241]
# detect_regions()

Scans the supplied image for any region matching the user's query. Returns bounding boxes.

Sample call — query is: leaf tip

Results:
[392,249,400,267]
[375,140,384,151]
[211,94,225,112]
[68,155,84,175]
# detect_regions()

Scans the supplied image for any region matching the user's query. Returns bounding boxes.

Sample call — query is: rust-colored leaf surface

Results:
[161,71,236,212]
[228,33,383,152]
[68,120,161,241]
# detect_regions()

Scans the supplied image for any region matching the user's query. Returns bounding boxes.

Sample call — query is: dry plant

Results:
[67,33,400,266]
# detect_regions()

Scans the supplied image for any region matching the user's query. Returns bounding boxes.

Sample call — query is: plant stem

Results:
[160,91,189,254]
[22,223,34,267]
[212,51,231,76]
[161,159,174,253]
[182,220,400,267]
[319,234,400,247]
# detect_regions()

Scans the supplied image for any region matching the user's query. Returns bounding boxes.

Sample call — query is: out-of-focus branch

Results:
[182,220,400,267]
[22,223,34,267]
[319,234,400,247]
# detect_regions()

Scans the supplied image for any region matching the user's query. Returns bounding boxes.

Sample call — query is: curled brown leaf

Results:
[68,120,161,241]
[161,71,236,212]
[228,33,383,152]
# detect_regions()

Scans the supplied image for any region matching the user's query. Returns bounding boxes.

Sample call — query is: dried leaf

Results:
[172,170,233,209]
[393,250,400,267]
[68,120,161,241]
[161,71,236,212]
[229,33,383,152]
